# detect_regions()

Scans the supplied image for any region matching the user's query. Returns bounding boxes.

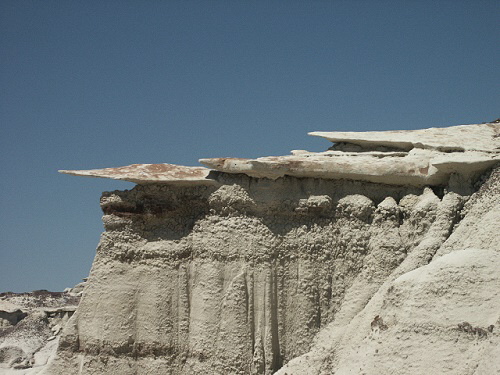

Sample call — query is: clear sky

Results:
[1,0,498,292]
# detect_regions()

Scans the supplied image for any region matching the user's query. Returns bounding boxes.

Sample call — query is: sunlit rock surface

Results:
[309,123,500,152]
[44,123,500,375]
[61,124,500,187]
[60,163,218,185]
[201,124,500,186]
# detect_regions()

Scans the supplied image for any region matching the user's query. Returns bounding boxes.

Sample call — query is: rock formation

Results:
[199,124,499,187]
[0,289,81,373]
[38,123,500,374]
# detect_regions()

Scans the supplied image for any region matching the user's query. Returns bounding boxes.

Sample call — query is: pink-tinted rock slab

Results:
[59,163,218,185]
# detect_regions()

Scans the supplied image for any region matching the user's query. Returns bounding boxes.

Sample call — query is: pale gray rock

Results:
[200,149,499,186]
[44,123,499,374]
[276,167,500,375]
[277,248,500,375]
[200,124,500,186]
[60,124,500,187]
[309,123,500,152]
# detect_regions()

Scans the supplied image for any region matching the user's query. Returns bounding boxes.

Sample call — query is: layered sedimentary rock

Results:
[61,124,500,188]
[277,166,500,375]
[199,124,499,186]
[46,123,499,375]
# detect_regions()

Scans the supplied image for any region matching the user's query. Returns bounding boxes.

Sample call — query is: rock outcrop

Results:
[0,290,81,373]
[46,123,499,374]
[61,124,500,188]
[199,124,499,186]
[60,164,218,185]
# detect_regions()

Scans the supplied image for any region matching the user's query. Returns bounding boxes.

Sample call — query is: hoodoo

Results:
[39,123,500,374]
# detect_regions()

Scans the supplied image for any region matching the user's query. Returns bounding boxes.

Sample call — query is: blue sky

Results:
[1,0,498,292]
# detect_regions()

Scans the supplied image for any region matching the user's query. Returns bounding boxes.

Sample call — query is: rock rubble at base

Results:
[60,123,500,187]
[0,286,83,373]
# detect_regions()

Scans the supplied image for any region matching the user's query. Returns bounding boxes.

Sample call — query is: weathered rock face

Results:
[48,123,499,374]
[47,177,436,374]
[276,167,500,375]
[200,124,500,186]
[0,290,80,373]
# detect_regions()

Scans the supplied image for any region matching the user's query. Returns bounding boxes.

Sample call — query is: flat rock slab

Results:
[200,124,500,186]
[59,164,218,185]
[309,123,500,152]
[60,124,500,187]
[200,148,500,186]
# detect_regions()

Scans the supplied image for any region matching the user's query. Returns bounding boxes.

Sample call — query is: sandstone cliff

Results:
[42,123,499,374]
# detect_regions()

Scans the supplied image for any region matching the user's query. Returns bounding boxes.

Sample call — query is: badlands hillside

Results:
[2,122,499,374]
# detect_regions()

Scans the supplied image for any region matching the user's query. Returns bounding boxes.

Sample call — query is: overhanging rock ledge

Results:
[44,122,500,375]
[60,123,499,187]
